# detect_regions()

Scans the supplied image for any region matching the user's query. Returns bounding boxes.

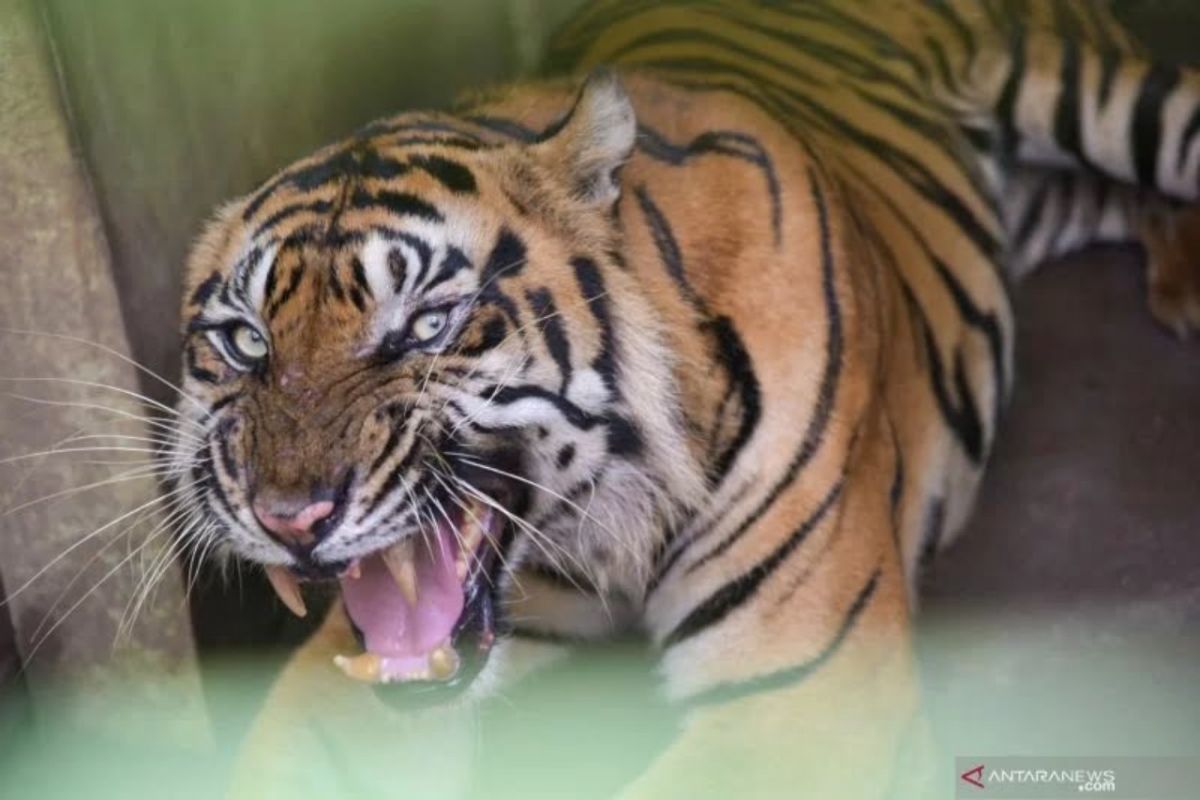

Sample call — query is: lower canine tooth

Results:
[428,645,459,680]
[382,541,419,605]
[265,565,307,618]
[333,652,381,683]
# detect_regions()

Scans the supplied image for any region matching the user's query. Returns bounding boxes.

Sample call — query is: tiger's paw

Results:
[1141,205,1200,339]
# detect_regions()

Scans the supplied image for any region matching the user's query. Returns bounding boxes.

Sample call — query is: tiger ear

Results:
[536,69,636,208]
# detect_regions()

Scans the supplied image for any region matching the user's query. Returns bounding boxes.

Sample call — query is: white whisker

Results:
[0,327,211,419]
[0,483,194,607]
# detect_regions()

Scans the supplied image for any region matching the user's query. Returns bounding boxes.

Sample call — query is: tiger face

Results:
[171,73,703,687]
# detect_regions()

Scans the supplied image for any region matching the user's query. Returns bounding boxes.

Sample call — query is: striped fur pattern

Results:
[186,1,1200,794]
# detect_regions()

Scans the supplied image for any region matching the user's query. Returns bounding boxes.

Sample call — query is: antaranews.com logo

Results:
[954,757,1196,799]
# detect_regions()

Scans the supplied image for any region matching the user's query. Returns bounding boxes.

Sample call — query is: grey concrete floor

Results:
[918,246,1200,764]
[923,246,1200,623]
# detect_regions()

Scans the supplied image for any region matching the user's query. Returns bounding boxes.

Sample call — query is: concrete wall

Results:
[0,0,203,740]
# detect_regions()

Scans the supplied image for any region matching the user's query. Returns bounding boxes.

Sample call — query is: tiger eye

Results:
[410,308,449,343]
[230,324,268,360]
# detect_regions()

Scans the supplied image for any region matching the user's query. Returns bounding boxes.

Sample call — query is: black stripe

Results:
[367,426,406,479]
[556,443,576,469]
[702,317,761,488]
[424,247,471,292]
[484,384,600,431]
[647,54,1000,258]
[664,479,844,647]
[633,183,761,486]
[852,171,1004,458]
[215,420,240,483]
[684,567,881,708]
[243,148,360,220]
[918,496,946,571]
[697,3,924,102]
[251,199,333,241]
[362,435,426,519]
[605,415,643,458]
[995,30,1026,154]
[1054,38,1083,162]
[634,185,703,311]
[266,264,306,319]
[661,170,842,582]
[409,154,477,194]
[349,188,444,222]
[185,344,218,384]
[359,116,485,143]
[481,228,527,285]
[1096,48,1121,110]
[465,115,541,143]
[1049,0,1082,46]
[1132,63,1181,186]
[350,257,373,299]
[924,35,956,93]
[571,256,618,391]
[356,149,409,181]
[209,393,239,414]
[1080,2,1118,55]
[1013,175,1055,248]
[924,0,974,53]
[887,413,905,524]
[455,315,508,357]
[525,287,573,393]
[189,271,223,308]
[327,265,346,303]
[381,230,433,288]
[387,249,408,292]
[1177,104,1200,175]
[925,327,984,462]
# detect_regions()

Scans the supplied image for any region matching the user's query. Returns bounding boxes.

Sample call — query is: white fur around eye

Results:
[410,308,449,343]
[231,324,268,360]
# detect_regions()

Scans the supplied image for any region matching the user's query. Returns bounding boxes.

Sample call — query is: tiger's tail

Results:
[970,20,1200,333]
[980,28,1200,200]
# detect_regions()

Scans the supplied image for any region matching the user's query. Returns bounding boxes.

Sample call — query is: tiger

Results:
[167,0,1200,796]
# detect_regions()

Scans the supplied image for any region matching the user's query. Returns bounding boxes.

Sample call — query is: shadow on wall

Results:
[32,0,586,658]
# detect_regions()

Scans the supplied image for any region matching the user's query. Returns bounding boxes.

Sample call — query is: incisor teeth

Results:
[382,540,419,606]
[428,645,459,681]
[265,565,306,618]
[333,652,381,683]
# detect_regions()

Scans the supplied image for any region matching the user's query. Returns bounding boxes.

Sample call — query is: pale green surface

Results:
[2,615,1196,799]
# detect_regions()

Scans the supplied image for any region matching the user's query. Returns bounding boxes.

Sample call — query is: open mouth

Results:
[263,486,517,693]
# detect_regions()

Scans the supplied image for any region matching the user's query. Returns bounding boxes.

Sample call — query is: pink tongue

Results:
[339,526,463,674]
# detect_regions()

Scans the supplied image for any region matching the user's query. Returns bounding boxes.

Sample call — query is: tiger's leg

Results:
[632,406,929,800]
[1138,203,1200,338]
[1003,167,1200,337]
[229,570,625,799]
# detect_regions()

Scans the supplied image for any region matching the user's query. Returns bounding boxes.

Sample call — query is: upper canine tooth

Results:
[382,540,419,606]
[462,502,490,550]
[265,565,306,618]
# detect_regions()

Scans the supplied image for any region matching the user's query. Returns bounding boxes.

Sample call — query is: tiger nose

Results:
[252,493,336,550]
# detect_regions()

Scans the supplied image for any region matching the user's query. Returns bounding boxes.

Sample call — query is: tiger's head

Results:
[170,72,703,689]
